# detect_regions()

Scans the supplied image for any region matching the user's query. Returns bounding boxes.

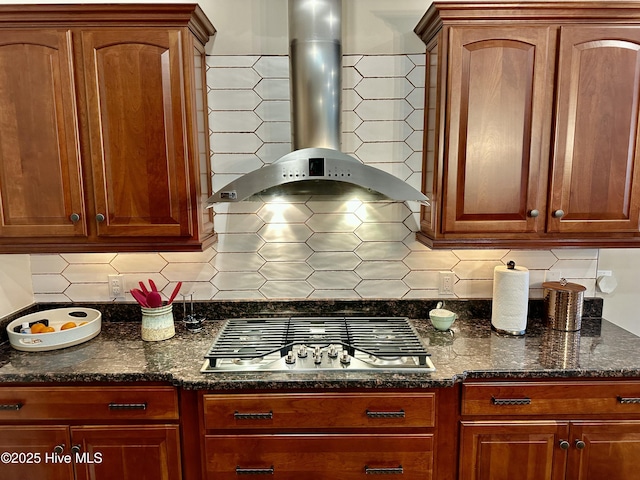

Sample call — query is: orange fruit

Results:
[30,323,47,334]
[60,322,77,330]
[42,326,55,333]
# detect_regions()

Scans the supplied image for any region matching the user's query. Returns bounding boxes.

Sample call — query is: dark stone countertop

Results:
[1,299,639,390]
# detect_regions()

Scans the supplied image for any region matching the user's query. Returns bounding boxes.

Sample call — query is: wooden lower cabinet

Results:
[205,434,433,479]
[0,385,181,480]
[460,380,640,480]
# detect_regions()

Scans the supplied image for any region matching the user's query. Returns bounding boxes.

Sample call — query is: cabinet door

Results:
[567,421,640,480]
[0,30,86,238]
[81,29,192,239]
[459,421,568,480]
[71,424,181,480]
[550,26,640,233]
[444,27,554,234]
[0,425,73,480]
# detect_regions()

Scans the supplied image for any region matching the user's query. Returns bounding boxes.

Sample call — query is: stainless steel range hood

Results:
[206,0,429,205]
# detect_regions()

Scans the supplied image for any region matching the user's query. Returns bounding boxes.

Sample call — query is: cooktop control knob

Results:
[328,345,339,359]
[313,346,323,364]
[340,350,351,365]
[285,350,296,364]
[297,345,308,358]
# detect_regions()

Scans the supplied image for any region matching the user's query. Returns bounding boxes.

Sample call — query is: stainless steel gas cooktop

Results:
[201,316,435,373]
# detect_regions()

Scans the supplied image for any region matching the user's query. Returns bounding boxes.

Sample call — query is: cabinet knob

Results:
[53,444,65,454]
[96,213,106,222]
[575,439,586,450]
[553,209,565,218]
[559,440,570,450]
[69,213,80,223]
[71,445,81,454]
[528,209,539,218]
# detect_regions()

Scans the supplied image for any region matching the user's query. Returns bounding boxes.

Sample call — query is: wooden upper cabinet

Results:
[549,26,640,234]
[0,4,216,252]
[0,30,86,239]
[416,1,640,248]
[444,27,553,235]
[82,29,191,239]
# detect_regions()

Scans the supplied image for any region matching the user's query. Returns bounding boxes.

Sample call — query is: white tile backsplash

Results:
[27,54,600,302]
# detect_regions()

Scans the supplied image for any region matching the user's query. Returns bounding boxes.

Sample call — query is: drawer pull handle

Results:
[492,397,531,406]
[365,465,404,474]
[559,440,570,450]
[366,410,405,418]
[108,402,147,410]
[234,411,273,420]
[575,439,586,450]
[53,444,65,455]
[235,466,274,475]
[617,397,640,404]
[0,403,23,410]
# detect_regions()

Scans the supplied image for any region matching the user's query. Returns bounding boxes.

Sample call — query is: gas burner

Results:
[201,316,435,373]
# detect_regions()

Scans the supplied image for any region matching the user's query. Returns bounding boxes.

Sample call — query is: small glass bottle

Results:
[20,322,31,334]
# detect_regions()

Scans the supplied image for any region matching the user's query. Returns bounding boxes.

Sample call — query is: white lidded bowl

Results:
[6,308,101,352]
[429,308,457,331]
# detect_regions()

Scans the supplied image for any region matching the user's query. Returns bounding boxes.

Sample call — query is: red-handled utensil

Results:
[148,279,158,292]
[139,281,150,295]
[146,291,163,308]
[131,288,149,307]
[167,281,182,305]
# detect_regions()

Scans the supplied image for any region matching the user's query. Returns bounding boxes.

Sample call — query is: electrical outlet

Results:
[439,271,456,295]
[108,274,125,299]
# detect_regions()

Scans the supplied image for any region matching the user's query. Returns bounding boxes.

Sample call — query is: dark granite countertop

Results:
[1,299,639,390]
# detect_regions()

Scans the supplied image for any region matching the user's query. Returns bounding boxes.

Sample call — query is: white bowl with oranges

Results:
[7,308,101,352]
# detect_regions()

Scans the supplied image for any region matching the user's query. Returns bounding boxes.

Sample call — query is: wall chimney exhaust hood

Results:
[206,0,429,206]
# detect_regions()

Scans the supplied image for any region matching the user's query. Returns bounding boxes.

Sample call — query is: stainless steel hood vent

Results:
[207,0,429,205]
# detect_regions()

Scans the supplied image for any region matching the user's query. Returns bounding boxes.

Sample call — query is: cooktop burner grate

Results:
[202,316,434,372]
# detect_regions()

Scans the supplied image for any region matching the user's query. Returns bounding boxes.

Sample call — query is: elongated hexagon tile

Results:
[207,67,260,89]
[213,253,265,272]
[341,132,362,153]
[407,65,425,88]
[550,259,597,279]
[355,77,414,100]
[179,281,218,301]
[257,142,291,162]
[206,56,259,68]
[505,250,558,270]
[306,213,361,233]
[160,250,216,264]
[258,203,313,223]
[65,283,111,302]
[259,224,313,243]
[209,89,261,111]
[307,252,361,271]
[355,203,411,223]
[110,253,168,274]
[260,281,313,299]
[306,233,362,252]
[213,272,265,290]
[255,100,290,122]
[403,270,441,289]
[355,242,410,261]
[215,213,265,234]
[259,262,313,281]
[162,262,217,282]
[32,274,70,294]
[342,88,362,111]
[308,270,361,290]
[355,55,415,78]
[454,279,493,298]
[309,290,360,299]
[210,111,262,133]
[62,263,118,283]
[406,110,424,131]
[30,254,69,274]
[355,223,410,242]
[211,153,264,175]
[306,200,362,214]
[403,251,459,270]
[61,253,116,264]
[551,249,599,260]
[355,280,409,298]
[214,290,266,300]
[355,99,413,122]
[214,233,265,253]
[211,132,262,154]
[355,261,409,280]
[454,261,503,280]
[259,243,313,262]
[405,130,424,151]
[253,56,288,78]
[406,87,425,110]
[342,66,363,89]
[452,249,510,261]
[256,121,291,143]
[355,142,412,164]
[254,78,289,101]
[35,293,72,303]
[403,289,439,299]
[343,110,363,132]
[355,120,413,143]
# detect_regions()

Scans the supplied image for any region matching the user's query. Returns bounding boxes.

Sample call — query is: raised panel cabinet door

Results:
[71,424,181,480]
[0,425,73,480]
[0,30,85,238]
[459,421,568,480]
[567,421,640,480]
[444,27,554,234]
[81,29,192,238]
[550,26,640,234]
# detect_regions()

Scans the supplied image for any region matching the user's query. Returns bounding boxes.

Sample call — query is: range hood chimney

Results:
[206,0,429,205]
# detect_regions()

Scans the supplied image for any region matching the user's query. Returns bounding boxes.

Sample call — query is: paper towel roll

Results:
[491,263,529,335]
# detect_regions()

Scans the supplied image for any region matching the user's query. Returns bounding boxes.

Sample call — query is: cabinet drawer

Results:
[0,386,178,421]
[204,434,433,479]
[462,381,640,416]
[203,392,435,430]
